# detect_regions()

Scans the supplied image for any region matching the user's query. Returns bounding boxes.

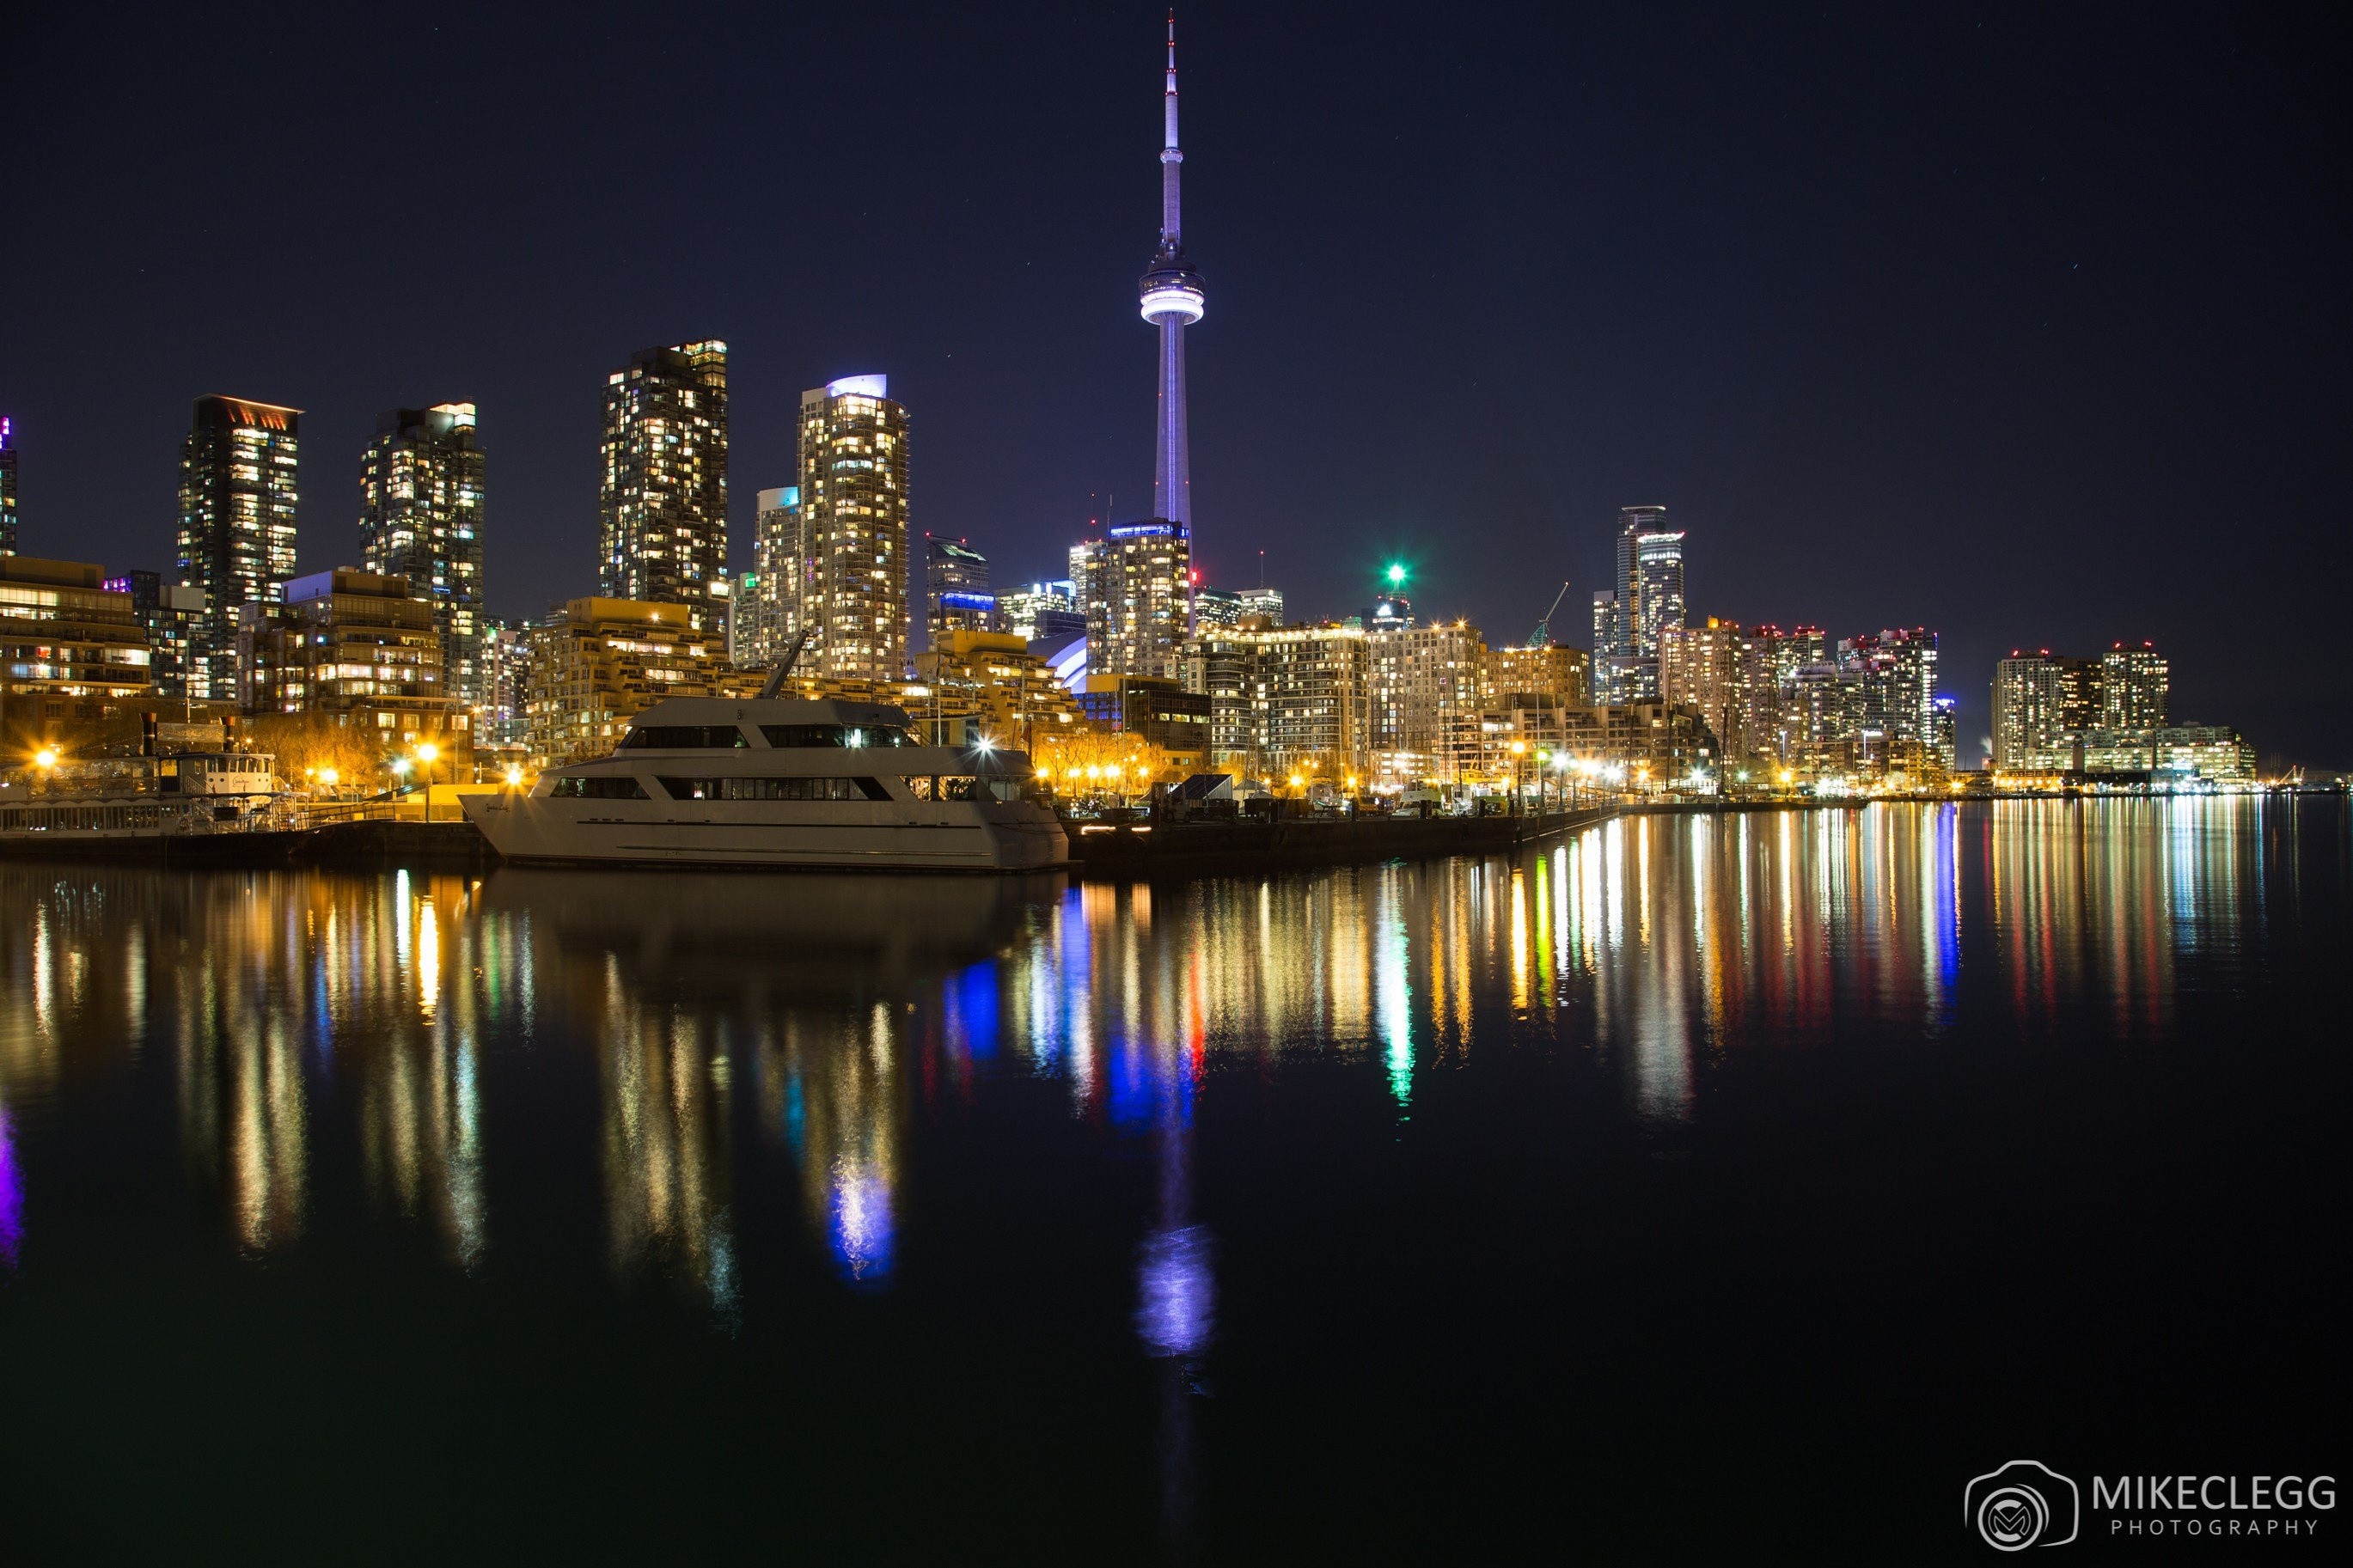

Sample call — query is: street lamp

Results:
[34,747,59,770]
[415,741,440,822]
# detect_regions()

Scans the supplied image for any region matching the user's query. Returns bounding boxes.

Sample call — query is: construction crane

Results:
[1529,580,1572,647]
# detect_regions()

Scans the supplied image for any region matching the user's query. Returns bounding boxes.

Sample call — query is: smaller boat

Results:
[0,748,304,860]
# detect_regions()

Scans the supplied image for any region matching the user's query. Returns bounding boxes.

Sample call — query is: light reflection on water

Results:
[0,799,2319,1306]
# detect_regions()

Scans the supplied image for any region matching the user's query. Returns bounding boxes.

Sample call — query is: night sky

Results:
[4,4,2347,764]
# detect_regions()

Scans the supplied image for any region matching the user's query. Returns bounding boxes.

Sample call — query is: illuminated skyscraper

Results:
[2100,641,2169,729]
[599,340,730,638]
[1000,580,1085,643]
[1193,586,1243,628]
[1594,505,1684,701]
[360,403,486,709]
[922,535,993,645]
[1660,617,1752,760]
[741,485,804,668]
[1140,14,1205,529]
[797,375,910,680]
[177,395,302,700]
[1844,625,1939,761]
[0,417,18,555]
[1992,651,2099,771]
[1085,522,1193,678]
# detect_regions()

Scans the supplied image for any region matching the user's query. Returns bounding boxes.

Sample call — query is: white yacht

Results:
[461,695,1069,872]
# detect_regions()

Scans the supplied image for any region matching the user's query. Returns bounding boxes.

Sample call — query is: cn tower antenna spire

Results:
[1140,9,1204,528]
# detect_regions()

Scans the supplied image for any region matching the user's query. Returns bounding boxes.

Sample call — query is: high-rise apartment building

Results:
[921,536,993,646]
[1368,620,1487,786]
[2100,642,2169,730]
[1083,522,1193,678]
[1660,617,1752,761]
[739,485,804,668]
[1,417,19,555]
[1593,505,1684,702]
[177,395,302,700]
[104,570,208,700]
[598,340,730,638]
[1183,622,1371,778]
[1991,652,2099,772]
[1193,586,1243,629]
[797,375,910,681]
[999,580,1085,644]
[1237,586,1284,625]
[359,402,486,710]
[1839,627,1940,766]
[1737,625,1827,763]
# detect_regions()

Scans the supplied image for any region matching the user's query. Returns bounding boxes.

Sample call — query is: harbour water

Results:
[2,799,2344,1556]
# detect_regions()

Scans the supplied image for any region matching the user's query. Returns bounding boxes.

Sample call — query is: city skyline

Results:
[2,8,2346,763]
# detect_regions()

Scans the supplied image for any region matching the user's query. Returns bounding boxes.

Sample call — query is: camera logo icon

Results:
[1964,1460,2080,1551]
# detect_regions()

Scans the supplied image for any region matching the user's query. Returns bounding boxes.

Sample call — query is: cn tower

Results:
[1139,11,1204,526]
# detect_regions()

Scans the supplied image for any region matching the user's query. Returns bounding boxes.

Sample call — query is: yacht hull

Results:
[461,793,1069,872]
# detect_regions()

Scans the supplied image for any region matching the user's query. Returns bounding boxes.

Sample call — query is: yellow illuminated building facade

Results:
[797,375,909,682]
[523,597,761,767]
[0,556,152,748]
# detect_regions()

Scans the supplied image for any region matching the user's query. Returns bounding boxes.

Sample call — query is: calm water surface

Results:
[3,800,2345,1557]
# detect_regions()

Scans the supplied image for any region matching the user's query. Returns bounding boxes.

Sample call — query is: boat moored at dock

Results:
[461,695,1069,872]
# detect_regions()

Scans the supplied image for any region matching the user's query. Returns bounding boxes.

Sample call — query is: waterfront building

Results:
[0,556,151,748]
[1929,696,1959,775]
[1078,673,1212,772]
[1368,620,1488,788]
[1558,699,1718,784]
[1473,696,1574,786]
[2076,725,2255,783]
[177,395,301,701]
[798,375,910,681]
[1183,621,1370,780]
[0,416,18,555]
[236,569,463,767]
[523,596,759,768]
[1086,521,1194,678]
[2100,641,2169,730]
[1992,652,2100,772]
[999,580,1085,644]
[1486,641,1592,711]
[1735,625,1827,763]
[359,403,486,710]
[1838,627,1940,772]
[1140,14,1204,531]
[599,341,730,638]
[922,536,995,645]
[1660,617,1752,762]
[909,628,1084,752]
[1788,661,1862,774]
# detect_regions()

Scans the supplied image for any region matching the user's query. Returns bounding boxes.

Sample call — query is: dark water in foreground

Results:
[2,800,2345,1559]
